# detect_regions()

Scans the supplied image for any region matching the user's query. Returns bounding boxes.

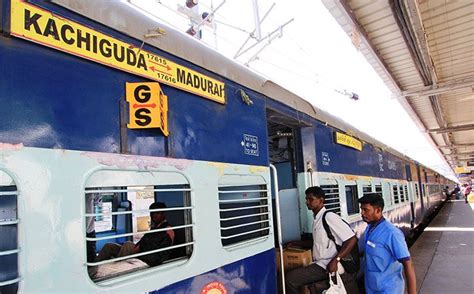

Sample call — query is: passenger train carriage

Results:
[0,0,454,293]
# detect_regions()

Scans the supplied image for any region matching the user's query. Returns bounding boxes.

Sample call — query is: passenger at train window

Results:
[96,202,175,266]
[285,186,359,294]
[359,193,416,294]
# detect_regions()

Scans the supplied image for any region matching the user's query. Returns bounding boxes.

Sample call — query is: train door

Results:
[424,170,430,210]
[416,164,425,213]
[405,164,415,230]
[266,108,309,244]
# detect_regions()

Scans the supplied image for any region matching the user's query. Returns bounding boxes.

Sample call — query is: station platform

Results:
[410,199,474,293]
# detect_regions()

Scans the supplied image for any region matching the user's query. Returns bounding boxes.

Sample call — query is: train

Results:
[0,0,455,293]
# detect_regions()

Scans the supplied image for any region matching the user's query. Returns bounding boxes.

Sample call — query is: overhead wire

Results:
[133,0,356,100]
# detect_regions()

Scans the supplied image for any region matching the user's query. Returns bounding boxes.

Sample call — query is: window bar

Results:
[218,197,267,203]
[0,191,19,196]
[0,277,21,287]
[86,241,195,267]
[85,188,192,194]
[0,248,20,256]
[221,220,269,230]
[85,206,193,218]
[86,224,194,241]
[219,204,269,212]
[220,211,269,222]
[218,189,268,194]
[325,203,340,207]
[221,227,270,240]
[0,219,20,226]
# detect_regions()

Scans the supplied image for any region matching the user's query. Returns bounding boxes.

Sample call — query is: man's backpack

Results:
[322,211,360,273]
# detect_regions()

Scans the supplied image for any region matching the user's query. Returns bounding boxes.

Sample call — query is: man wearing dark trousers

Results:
[285,186,358,294]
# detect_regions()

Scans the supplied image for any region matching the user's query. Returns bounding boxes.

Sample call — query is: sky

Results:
[130,0,457,181]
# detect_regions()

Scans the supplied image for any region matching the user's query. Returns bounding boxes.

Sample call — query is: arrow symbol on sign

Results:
[149,60,171,71]
[149,66,173,77]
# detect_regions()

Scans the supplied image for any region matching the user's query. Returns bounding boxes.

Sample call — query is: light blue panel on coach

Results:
[278,188,301,243]
[0,146,274,292]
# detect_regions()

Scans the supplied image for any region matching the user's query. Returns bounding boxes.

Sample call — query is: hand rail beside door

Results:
[270,164,286,294]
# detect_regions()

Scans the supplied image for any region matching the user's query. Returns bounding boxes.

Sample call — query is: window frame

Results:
[83,168,195,284]
[344,181,360,217]
[320,181,341,216]
[392,183,400,205]
[0,169,20,292]
[217,174,271,250]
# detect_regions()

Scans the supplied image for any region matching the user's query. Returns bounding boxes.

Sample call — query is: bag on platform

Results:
[323,272,347,294]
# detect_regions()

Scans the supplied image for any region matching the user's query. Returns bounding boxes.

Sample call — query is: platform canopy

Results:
[322,0,474,177]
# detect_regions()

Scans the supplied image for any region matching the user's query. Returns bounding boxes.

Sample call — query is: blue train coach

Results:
[0,0,454,293]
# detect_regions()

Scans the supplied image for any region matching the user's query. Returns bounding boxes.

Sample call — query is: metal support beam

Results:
[446,155,474,159]
[428,123,474,133]
[445,152,474,156]
[393,76,474,99]
[438,144,474,148]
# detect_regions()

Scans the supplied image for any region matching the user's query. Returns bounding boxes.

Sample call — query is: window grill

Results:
[218,184,271,247]
[414,184,419,199]
[374,184,382,194]
[84,174,194,282]
[362,184,372,196]
[404,185,409,201]
[399,185,405,202]
[321,185,341,215]
[0,171,20,293]
[393,185,399,204]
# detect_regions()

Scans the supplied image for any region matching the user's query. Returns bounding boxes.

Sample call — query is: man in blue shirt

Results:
[359,193,416,294]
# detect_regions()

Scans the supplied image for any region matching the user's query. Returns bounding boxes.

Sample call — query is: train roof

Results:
[52,0,439,173]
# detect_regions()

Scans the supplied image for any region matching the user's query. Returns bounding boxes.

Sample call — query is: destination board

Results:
[10,0,226,104]
[334,131,363,151]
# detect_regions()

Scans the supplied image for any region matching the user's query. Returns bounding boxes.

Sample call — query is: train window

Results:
[218,175,270,248]
[84,170,193,283]
[414,183,420,199]
[393,185,399,204]
[404,185,409,201]
[0,171,19,293]
[321,185,341,215]
[399,185,405,202]
[429,185,440,195]
[345,185,359,215]
[362,184,372,196]
[385,183,393,207]
[374,184,382,193]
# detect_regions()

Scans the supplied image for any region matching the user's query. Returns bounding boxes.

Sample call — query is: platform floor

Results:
[410,199,474,293]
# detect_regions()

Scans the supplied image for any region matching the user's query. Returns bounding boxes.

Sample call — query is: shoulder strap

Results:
[323,211,356,242]
[322,211,336,243]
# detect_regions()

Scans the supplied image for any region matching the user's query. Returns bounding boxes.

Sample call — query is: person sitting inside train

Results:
[96,202,175,267]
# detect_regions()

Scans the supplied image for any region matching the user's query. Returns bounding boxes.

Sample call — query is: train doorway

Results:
[266,108,310,245]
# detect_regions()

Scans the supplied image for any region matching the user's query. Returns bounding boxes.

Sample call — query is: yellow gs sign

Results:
[10,0,226,104]
[126,82,169,135]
